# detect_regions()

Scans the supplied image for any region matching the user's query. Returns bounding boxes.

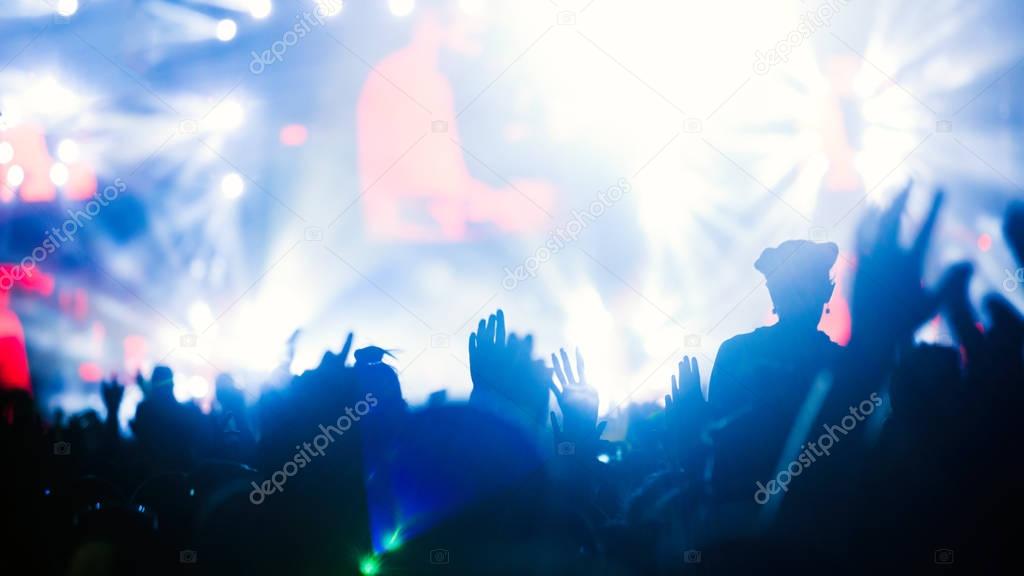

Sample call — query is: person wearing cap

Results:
[706,240,842,505]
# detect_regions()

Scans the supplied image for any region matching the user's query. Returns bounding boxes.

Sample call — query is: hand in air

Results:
[852,184,944,350]
[469,309,550,426]
[549,348,606,455]
[664,356,708,470]
[101,376,125,414]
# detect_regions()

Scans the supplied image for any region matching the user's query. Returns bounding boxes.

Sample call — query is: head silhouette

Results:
[755,240,838,330]
[354,346,405,410]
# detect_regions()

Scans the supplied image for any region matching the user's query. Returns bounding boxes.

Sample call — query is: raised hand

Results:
[135,369,148,397]
[330,332,355,371]
[937,262,984,362]
[101,376,125,415]
[549,348,605,455]
[469,310,507,391]
[851,185,944,354]
[664,356,708,470]
[469,309,550,426]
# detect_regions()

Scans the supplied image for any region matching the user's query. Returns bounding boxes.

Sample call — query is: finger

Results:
[912,190,944,265]
[469,333,478,361]
[485,314,496,346]
[671,374,679,400]
[551,353,568,390]
[496,309,506,346]
[575,348,586,384]
[339,332,354,367]
[476,319,486,343]
[595,420,608,438]
[560,348,574,386]
[880,183,910,247]
[691,357,701,390]
[319,351,334,372]
[665,394,673,409]
[549,380,564,405]
[549,411,561,436]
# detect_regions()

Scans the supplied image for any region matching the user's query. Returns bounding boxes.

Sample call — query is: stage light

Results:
[188,301,214,331]
[383,528,403,552]
[388,0,414,17]
[459,0,482,15]
[188,375,210,398]
[279,124,308,147]
[56,0,78,17]
[174,375,211,401]
[221,172,245,199]
[0,142,13,164]
[57,139,79,163]
[6,165,24,187]
[23,76,81,120]
[319,0,344,16]
[204,101,245,136]
[249,0,272,19]
[206,100,245,132]
[216,19,238,42]
[359,555,381,576]
[50,163,70,187]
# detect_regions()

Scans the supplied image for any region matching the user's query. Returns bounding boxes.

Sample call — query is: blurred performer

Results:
[356,7,555,241]
[0,264,53,392]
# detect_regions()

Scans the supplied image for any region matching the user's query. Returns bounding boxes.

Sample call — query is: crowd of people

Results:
[2,188,1021,574]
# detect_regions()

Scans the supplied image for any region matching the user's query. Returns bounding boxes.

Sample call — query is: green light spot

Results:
[384,528,403,552]
[359,555,380,576]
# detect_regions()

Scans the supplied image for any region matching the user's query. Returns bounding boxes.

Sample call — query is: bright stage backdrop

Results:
[2,0,1023,424]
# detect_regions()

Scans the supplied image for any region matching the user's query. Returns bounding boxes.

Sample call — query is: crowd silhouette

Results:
[2,188,1022,574]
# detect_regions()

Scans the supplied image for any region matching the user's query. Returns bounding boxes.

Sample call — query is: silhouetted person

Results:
[708,240,841,506]
[130,366,202,474]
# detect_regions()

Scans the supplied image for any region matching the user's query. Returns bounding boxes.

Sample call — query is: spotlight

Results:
[188,301,214,331]
[459,0,483,15]
[206,100,245,132]
[174,375,211,401]
[221,172,245,199]
[279,124,308,147]
[359,556,381,576]
[216,19,238,42]
[6,165,24,187]
[50,163,70,187]
[318,0,344,17]
[249,0,272,20]
[188,375,210,398]
[388,0,415,17]
[57,139,79,163]
[56,0,78,17]
[0,142,13,164]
